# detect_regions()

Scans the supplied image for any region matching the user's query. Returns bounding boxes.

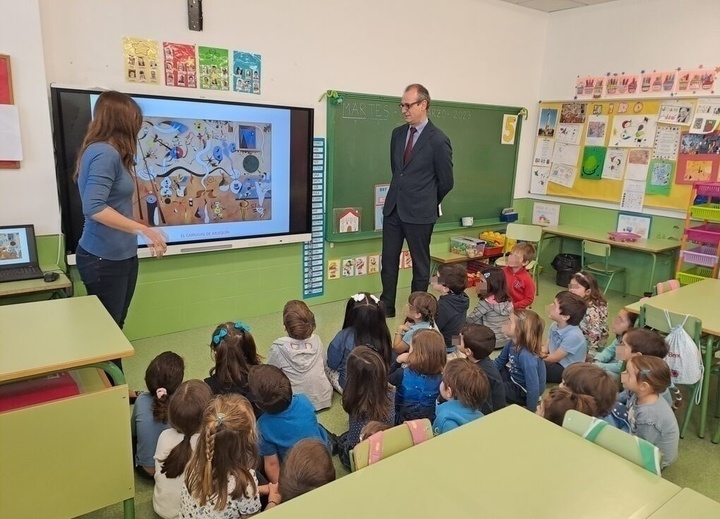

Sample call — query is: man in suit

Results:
[380,84,454,317]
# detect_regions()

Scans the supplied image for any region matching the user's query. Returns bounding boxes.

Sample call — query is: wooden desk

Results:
[648,488,720,518]
[0,296,135,519]
[268,406,680,519]
[540,225,680,293]
[0,264,72,299]
[430,250,502,274]
[625,279,720,439]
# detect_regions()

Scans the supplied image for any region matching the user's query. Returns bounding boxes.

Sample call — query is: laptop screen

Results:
[0,225,39,269]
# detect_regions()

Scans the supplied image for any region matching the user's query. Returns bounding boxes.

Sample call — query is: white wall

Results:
[0,0,59,233]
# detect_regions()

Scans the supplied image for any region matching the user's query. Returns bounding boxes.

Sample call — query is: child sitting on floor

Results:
[205,321,262,400]
[393,291,439,355]
[458,323,506,414]
[568,270,609,353]
[431,264,469,357]
[537,386,598,426]
[433,358,488,435]
[592,308,638,379]
[542,291,588,383]
[467,266,513,349]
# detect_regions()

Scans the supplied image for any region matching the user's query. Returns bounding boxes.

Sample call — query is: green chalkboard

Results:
[326,91,524,242]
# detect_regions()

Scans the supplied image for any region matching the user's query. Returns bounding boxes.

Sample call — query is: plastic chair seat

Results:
[585,262,626,274]
[581,240,627,296]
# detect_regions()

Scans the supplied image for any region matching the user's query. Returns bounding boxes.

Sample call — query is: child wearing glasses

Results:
[621,355,679,469]
[568,271,609,353]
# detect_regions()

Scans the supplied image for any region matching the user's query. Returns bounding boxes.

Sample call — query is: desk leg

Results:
[648,252,658,294]
[124,497,136,519]
[699,335,714,438]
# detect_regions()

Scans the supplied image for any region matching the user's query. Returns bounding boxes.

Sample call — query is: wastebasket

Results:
[551,253,582,288]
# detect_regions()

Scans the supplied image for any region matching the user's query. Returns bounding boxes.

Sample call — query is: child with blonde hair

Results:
[132,351,185,479]
[502,242,536,309]
[568,270,609,352]
[493,310,546,412]
[268,300,332,410]
[180,394,263,517]
[153,380,213,519]
[204,321,262,399]
[389,328,446,424]
[393,291,438,355]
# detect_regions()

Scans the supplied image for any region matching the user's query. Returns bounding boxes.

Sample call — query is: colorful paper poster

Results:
[327,259,340,280]
[609,74,640,97]
[163,42,197,88]
[533,137,554,167]
[538,108,557,137]
[658,101,694,126]
[659,71,678,95]
[620,179,646,212]
[677,155,719,184]
[617,213,651,238]
[548,163,577,188]
[602,148,627,180]
[557,124,582,145]
[585,115,609,146]
[560,103,587,124]
[341,258,355,277]
[676,68,717,95]
[232,51,262,95]
[123,37,160,84]
[609,115,657,148]
[574,76,604,100]
[626,149,651,181]
[639,71,665,96]
[374,184,389,231]
[653,126,681,160]
[368,254,380,274]
[532,202,560,227]
[580,146,607,180]
[679,131,720,155]
[401,250,413,269]
[530,166,550,195]
[198,46,229,90]
[646,160,675,196]
[355,256,367,276]
[689,98,720,134]
[552,142,581,166]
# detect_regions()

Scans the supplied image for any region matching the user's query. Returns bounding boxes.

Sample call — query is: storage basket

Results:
[695,182,720,197]
[684,223,720,244]
[677,266,714,285]
[690,203,720,221]
[680,246,719,267]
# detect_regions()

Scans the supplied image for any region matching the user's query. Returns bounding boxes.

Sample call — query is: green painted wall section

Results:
[20,201,683,339]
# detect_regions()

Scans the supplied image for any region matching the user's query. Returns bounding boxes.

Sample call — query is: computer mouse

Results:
[44,272,60,282]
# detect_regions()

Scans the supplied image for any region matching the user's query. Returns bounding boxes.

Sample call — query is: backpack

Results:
[663,310,703,389]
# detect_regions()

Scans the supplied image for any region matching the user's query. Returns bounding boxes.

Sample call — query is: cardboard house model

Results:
[338,208,360,233]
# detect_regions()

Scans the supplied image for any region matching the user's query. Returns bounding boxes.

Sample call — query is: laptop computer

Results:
[0,224,45,283]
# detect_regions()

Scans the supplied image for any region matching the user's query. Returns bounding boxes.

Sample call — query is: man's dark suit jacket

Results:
[383,120,454,224]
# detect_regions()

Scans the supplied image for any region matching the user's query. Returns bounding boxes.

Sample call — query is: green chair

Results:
[350,419,433,472]
[581,239,626,296]
[494,223,543,294]
[639,303,702,439]
[562,410,662,476]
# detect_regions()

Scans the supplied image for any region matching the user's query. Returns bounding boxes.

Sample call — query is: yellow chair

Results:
[639,303,702,439]
[562,410,662,476]
[349,419,433,472]
[581,239,626,296]
[494,223,543,294]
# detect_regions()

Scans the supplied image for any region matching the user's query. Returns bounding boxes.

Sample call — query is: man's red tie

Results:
[403,127,417,165]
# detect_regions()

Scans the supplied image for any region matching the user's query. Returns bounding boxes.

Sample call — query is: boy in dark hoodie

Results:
[267,300,333,410]
[431,263,469,358]
[433,358,488,434]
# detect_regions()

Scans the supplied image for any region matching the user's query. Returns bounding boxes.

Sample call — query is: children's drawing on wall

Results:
[680,132,720,155]
[552,142,581,166]
[676,69,717,95]
[653,126,681,160]
[548,163,577,188]
[123,37,160,85]
[625,149,651,181]
[585,115,609,146]
[334,208,361,233]
[560,103,587,124]
[232,51,262,95]
[620,179,645,212]
[355,256,367,276]
[609,115,657,148]
[601,148,628,180]
[163,42,197,88]
[133,116,272,227]
[677,131,720,184]
[580,146,606,180]
[574,77,604,100]
[537,108,557,137]
[368,254,380,275]
[532,137,554,166]
[657,101,694,126]
[639,72,664,96]
[689,99,720,135]
[530,166,550,195]
[198,46,230,91]
[342,258,355,277]
[556,124,582,145]
[646,160,675,196]
[327,259,340,280]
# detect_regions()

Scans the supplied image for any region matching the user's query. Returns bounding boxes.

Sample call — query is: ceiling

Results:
[498,0,621,12]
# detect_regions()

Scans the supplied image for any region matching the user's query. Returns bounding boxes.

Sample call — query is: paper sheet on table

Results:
[0,105,23,160]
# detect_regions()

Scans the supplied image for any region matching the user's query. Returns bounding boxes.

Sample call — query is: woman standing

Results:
[74,91,166,345]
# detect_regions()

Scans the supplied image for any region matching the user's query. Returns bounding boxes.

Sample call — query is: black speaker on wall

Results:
[188,0,203,31]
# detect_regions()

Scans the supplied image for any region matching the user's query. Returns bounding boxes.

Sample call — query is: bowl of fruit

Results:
[479,231,510,257]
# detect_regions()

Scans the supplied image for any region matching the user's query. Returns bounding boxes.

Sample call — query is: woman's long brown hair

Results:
[73,90,143,181]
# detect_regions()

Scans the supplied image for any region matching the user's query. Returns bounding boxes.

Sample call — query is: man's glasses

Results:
[399,100,422,110]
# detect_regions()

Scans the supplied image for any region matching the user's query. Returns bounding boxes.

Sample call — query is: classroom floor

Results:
[77,271,720,518]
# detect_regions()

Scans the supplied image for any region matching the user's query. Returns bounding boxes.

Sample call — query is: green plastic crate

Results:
[677,266,714,285]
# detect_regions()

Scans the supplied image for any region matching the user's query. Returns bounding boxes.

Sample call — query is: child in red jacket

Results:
[502,242,536,309]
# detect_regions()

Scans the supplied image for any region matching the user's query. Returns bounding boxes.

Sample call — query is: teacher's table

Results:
[647,488,720,519]
[0,264,72,299]
[430,249,503,275]
[539,225,680,294]
[625,278,720,439]
[0,296,136,519]
[267,406,680,519]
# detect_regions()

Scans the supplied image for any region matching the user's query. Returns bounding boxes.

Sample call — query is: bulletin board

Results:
[530,97,720,212]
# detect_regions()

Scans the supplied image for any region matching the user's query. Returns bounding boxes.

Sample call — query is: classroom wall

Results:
[15,0,549,338]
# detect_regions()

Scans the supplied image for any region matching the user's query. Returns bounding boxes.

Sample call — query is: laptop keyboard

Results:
[0,266,44,282]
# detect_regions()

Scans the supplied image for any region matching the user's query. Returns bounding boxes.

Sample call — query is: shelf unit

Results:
[676,182,720,285]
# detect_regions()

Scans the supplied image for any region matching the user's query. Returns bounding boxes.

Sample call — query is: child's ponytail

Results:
[144,351,185,423]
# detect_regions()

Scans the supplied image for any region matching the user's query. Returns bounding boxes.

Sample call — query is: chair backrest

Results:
[350,419,433,472]
[503,223,543,255]
[582,240,611,270]
[562,410,662,476]
[639,303,701,342]
[655,279,681,295]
